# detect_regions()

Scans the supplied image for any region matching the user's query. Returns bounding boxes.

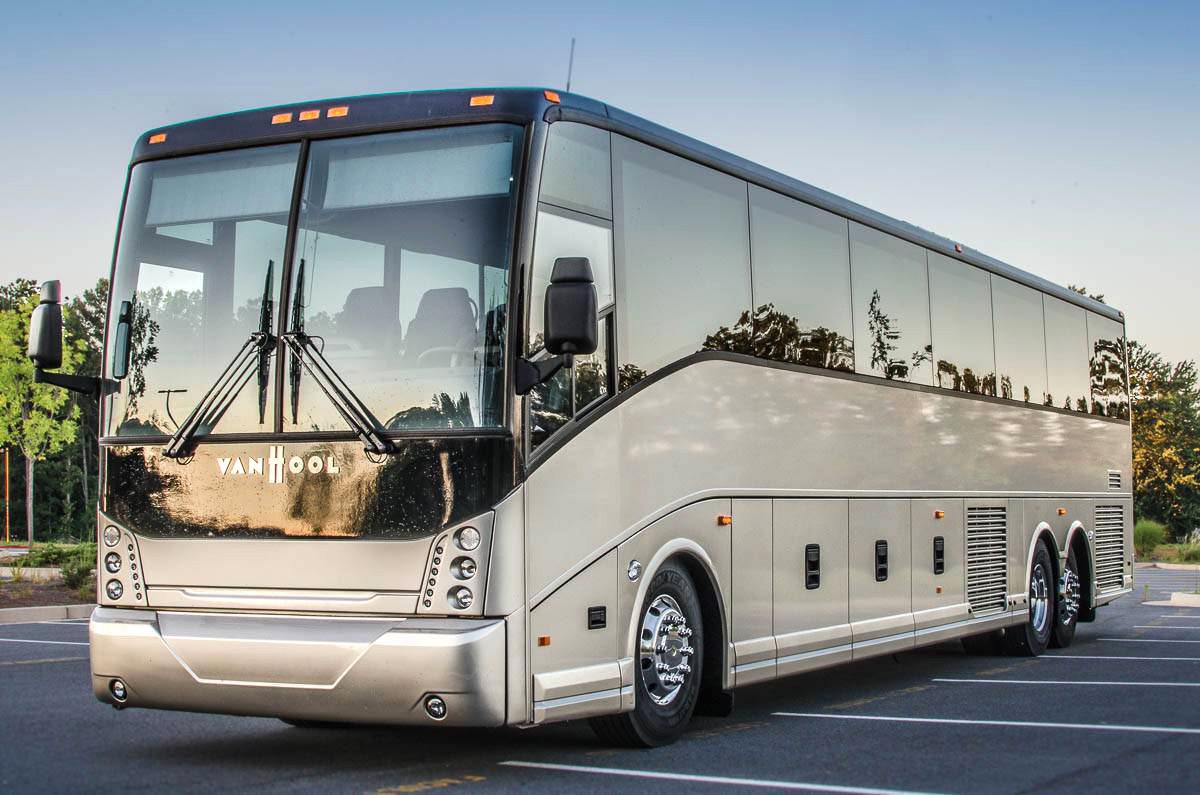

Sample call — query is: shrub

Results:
[1178,544,1200,564]
[60,554,94,590]
[27,542,69,567]
[1135,519,1167,558]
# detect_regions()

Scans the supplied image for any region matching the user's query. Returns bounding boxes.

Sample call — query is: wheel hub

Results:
[1030,563,1050,633]
[639,594,694,706]
[1058,567,1081,625]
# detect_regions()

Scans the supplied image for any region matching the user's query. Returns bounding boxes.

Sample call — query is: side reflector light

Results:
[716,514,733,526]
[271,112,293,124]
[327,106,349,117]
[148,133,167,144]
[298,109,320,121]
[538,635,551,647]
[469,94,494,107]
[544,90,561,103]
[1058,508,1068,516]
[934,510,945,520]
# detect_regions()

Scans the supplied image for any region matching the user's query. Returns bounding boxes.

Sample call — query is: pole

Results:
[566,37,576,93]
[3,448,8,545]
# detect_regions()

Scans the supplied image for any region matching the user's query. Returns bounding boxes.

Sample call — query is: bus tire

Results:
[1050,546,1082,648]
[589,560,703,747]
[1004,539,1054,657]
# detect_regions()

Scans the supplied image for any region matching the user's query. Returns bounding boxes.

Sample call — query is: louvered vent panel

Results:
[1108,470,1122,491]
[966,506,1008,615]
[1094,505,1126,592]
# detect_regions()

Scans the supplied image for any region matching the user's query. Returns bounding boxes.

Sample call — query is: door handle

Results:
[875,540,888,582]
[933,536,945,575]
[805,544,820,590]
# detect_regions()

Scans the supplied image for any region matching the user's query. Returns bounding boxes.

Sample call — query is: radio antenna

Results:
[565,37,576,92]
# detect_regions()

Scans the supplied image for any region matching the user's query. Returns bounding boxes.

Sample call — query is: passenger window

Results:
[991,276,1048,404]
[748,186,853,371]
[539,122,612,220]
[1043,295,1090,412]
[613,135,751,388]
[1087,313,1130,419]
[928,252,995,395]
[849,223,933,384]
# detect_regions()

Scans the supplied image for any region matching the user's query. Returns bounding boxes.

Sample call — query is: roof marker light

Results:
[327,106,349,118]
[954,243,963,253]
[470,94,494,107]
[298,109,320,121]
[148,133,167,144]
[271,112,293,125]
[544,90,561,103]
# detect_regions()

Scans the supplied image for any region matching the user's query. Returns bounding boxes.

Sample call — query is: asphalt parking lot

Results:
[2,567,1199,794]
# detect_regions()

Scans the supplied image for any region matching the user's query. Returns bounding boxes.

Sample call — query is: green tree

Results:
[63,277,109,525]
[0,280,83,542]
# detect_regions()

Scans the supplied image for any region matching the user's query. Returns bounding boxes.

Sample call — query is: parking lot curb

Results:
[0,604,95,624]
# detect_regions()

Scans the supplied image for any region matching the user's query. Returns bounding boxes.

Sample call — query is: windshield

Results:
[105,144,299,436]
[286,124,520,432]
[104,124,523,439]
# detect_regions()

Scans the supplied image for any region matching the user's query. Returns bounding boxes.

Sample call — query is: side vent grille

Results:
[1095,505,1125,592]
[967,506,1008,615]
[1108,470,1122,491]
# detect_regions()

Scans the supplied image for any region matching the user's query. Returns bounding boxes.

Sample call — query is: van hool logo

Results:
[217,446,340,484]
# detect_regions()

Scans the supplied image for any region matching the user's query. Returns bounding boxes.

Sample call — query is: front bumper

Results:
[90,607,507,726]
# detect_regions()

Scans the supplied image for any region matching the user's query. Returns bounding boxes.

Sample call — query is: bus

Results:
[27,87,1133,747]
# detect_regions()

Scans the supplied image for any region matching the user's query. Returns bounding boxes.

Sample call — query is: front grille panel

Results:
[1094,505,1126,592]
[967,506,1008,614]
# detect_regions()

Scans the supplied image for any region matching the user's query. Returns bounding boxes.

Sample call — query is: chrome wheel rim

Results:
[1059,566,1081,626]
[639,594,695,706]
[1030,563,1050,633]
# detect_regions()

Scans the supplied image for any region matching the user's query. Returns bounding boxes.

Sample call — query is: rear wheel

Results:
[590,561,703,747]
[1004,539,1054,656]
[1051,546,1082,648]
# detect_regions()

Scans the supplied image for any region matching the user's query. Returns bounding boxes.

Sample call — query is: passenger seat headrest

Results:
[550,257,594,284]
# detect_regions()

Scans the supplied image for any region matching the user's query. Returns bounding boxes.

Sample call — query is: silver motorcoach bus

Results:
[27,88,1132,746]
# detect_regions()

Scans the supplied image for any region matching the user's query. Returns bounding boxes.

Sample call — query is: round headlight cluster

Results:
[103,525,121,547]
[104,552,122,574]
[448,586,474,610]
[451,557,476,580]
[454,526,480,551]
[106,579,124,600]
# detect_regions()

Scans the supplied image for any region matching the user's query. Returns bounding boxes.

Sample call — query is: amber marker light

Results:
[544,90,561,103]
[717,515,733,526]
[1058,508,1069,516]
[271,112,293,125]
[934,510,946,520]
[470,94,495,107]
[298,109,320,121]
[148,133,167,144]
[537,635,551,647]
[327,106,349,117]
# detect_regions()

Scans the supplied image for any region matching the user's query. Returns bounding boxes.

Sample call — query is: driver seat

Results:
[403,287,477,366]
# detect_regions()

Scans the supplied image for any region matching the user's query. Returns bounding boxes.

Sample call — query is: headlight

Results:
[448,586,473,610]
[452,557,476,580]
[103,526,121,547]
[106,579,124,600]
[104,552,122,573]
[454,526,480,551]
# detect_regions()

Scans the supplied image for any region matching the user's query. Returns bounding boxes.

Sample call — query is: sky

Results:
[0,0,1195,363]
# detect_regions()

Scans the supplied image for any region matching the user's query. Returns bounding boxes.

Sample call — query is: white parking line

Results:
[1158,615,1200,619]
[1133,626,1200,630]
[1101,638,1200,644]
[0,638,88,647]
[498,761,943,795]
[1044,654,1200,661]
[774,712,1200,736]
[934,678,1200,687]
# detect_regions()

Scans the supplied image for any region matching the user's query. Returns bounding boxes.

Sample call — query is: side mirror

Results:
[111,300,133,380]
[544,257,598,358]
[27,281,64,370]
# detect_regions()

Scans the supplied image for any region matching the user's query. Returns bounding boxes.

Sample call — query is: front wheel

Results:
[1005,539,1054,656]
[1051,546,1082,648]
[590,561,703,747]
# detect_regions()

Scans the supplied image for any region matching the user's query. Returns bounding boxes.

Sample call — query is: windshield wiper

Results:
[282,330,395,455]
[162,262,276,459]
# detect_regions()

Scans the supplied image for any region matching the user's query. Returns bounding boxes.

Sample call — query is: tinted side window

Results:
[539,122,612,220]
[1087,312,1130,419]
[613,136,751,388]
[928,252,995,395]
[991,276,1048,403]
[748,186,853,371]
[849,223,933,384]
[1043,295,1090,412]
